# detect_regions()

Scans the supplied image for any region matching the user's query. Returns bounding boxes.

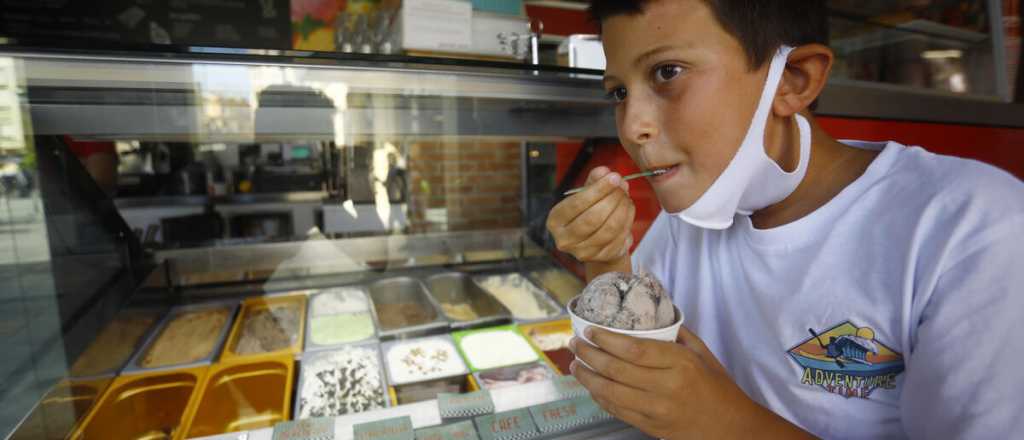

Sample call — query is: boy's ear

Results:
[773,44,833,117]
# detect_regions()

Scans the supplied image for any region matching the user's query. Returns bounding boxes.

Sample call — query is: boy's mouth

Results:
[646,164,679,182]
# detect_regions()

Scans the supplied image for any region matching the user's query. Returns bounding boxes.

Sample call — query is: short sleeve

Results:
[900,215,1024,438]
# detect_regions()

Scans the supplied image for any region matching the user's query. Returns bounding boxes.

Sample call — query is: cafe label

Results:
[473,408,538,440]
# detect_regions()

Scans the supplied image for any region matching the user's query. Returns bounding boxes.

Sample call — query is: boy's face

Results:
[602,0,771,213]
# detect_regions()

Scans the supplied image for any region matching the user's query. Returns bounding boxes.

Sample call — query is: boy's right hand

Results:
[547,167,636,265]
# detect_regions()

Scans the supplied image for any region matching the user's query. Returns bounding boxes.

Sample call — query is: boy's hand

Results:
[547,166,636,265]
[569,327,816,440]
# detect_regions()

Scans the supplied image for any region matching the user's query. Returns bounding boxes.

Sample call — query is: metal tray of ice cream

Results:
[122,301,239,374]
[380,334,470,387]
[67,307,167,380]
[367,277,450,340]
[293,341,391,420]
[471,272,566,324]
[424,272,513,330]
[303,285,382,352]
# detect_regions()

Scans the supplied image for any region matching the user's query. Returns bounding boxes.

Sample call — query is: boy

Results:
[546,1,1024,438]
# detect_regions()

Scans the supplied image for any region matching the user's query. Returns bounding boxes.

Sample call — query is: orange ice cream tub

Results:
[181,356,295,438]
[70,366,207,440]
[7,377,111,440]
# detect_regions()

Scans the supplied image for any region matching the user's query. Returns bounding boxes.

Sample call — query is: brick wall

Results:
[407,140,522,232]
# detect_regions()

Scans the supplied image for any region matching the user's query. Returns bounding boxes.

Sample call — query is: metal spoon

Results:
[562,169,668,196]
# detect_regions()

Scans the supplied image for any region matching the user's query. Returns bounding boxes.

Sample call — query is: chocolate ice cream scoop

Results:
[574,272,675,331]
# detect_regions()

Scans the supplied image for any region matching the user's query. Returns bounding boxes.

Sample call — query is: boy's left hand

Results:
[569,326,812,439]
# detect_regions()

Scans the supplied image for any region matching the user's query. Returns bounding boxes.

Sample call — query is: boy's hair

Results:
[588,0,830,70]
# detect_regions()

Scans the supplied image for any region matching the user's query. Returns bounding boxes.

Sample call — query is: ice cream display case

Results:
[0,42,650,439]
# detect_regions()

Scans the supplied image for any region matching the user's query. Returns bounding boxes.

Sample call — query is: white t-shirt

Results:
[632,141,1024,439]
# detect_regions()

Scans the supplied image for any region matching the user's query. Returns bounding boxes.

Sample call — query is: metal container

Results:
[220,294,306,362]
[7,377,111,440]
[425,272,512,330]
[181,356,295,438]
[472,362,558,391]
[294,343,390,420]
[524,267,584,307]
[472,273,564,323]
[70,366,208,440]
[367,277,448,339]
[304,286,380,351]
[68,308,164,379]
[520,319,574,375]
[381,334,471,405]
[124,302,238,374]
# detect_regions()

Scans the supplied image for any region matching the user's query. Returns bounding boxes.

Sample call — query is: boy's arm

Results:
[900,215,1024,438]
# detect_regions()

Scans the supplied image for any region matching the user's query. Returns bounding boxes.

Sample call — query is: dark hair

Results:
[588,0,829,69]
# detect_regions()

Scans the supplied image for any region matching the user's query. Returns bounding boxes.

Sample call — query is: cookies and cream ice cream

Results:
[574,272,674,331]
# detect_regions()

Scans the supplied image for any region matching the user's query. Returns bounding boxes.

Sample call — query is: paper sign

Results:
[473,408,539,440]
[272,417,334,440]
[438,390,495,419]
[400,0,472,52]
[552,375,588,399]
[528,397,612,434]
[353,416,415,440]
[414,420,481,440]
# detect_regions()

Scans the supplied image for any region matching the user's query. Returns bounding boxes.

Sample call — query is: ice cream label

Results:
[353,416,414,440]
[552,376,588,399]
[438,390,495,419]
[473,408,538,440]
[528,397,611,434]
[272,416,334,440]
[414,420,480,440]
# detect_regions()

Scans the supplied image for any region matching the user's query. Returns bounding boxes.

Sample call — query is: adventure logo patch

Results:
[787,321,905,399]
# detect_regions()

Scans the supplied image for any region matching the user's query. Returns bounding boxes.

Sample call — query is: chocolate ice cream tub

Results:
[123,302,238,374]
[221,294,306,362]
[368,277,448,339]
[425,272,512,330]
[472,273,564,324]
[294,342,390,420]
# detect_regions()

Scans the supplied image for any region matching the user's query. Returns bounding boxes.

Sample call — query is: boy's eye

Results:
[654,64,684,83]
[606,87,628,103]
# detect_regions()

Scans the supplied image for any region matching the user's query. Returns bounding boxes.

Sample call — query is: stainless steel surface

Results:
[293,342,390,421]
[379,334,468,387]
[424,272,512,330]
[67,308,165,380]
[122,301,238,374]
[115,192,329,209]
[471,273,565,323]
[817,79,1024,127]
[304,286,380,352]
[367,277,448,339]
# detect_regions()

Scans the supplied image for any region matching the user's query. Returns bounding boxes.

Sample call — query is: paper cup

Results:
[567,296,685,348]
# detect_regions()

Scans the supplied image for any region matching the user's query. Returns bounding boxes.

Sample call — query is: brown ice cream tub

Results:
[123,302,238,374]
[7,377,111,440]
[425,272,512,330]
[368,277,448,339]
[180,355,295,438]
[220,294,306,362]
[69,366,208,440]
[68,308,164,379]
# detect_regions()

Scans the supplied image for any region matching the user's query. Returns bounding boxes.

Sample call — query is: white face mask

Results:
[671,46,811,230]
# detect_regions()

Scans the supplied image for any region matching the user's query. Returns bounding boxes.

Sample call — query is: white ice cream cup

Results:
[567,295,685,348]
